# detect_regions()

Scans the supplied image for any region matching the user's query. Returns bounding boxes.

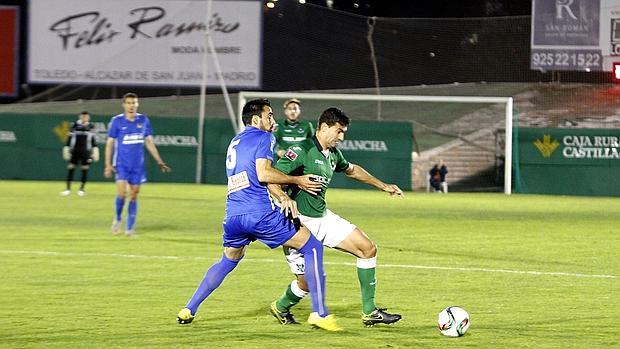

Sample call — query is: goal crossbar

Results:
[237,91,513,194]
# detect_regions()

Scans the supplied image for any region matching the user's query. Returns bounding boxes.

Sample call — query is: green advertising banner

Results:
[0,114,412,190]
[515,127,620,196]
[0,113,198,183]
[203,119,236,185]
[329,120,412,190]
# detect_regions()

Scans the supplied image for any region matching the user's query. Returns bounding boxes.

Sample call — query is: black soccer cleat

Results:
[270,301,300,325]
[361,308,402,327]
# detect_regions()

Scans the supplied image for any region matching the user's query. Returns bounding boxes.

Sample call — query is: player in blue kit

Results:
[104,93,171,237]
[176,99,342,331]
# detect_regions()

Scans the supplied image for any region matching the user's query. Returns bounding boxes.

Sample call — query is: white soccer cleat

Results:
[60,190,71,196]
[111,220,122,235]
[77,190,86,196]
[125,229,137,238]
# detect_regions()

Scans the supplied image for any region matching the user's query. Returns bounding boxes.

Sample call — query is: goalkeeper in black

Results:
[61,111,99,196]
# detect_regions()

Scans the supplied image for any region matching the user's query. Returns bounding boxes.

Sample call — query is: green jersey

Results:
[275,136,350,218]
[274,119,315,154]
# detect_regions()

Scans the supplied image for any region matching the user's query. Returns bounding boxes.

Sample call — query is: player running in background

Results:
[61,111,99,196]
[176,99,342,331]
[273,98,314,159]
[268,107,404,327]
[104,93,171,237]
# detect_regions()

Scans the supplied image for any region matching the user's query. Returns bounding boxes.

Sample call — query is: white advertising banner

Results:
[28,0,262,87]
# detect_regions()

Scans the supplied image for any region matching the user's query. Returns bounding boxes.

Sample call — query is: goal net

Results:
[238,90,513,194]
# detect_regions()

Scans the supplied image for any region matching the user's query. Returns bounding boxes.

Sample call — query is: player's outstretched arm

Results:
[144,136,171,172]
[256,158,321,195]
[345,163,404,198]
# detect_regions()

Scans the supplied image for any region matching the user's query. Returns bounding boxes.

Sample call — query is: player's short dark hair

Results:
[241,99,271,126]
[122,92,138,102]
[318,107,350,128]
[80,111,89,115]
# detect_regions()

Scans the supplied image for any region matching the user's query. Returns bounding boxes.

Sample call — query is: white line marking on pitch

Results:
[0,249,616,279]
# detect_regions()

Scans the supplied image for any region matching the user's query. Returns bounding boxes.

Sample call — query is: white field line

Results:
[0,249,616,279]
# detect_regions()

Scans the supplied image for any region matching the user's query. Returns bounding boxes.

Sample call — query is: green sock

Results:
[357,267,377,315]
[276,283,304,313]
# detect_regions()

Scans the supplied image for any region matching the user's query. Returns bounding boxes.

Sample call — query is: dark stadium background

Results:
[2,0,608,103]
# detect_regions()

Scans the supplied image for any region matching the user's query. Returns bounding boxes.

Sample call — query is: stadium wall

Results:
[0,113,198,183]
[0,114,412,189]
[515,127,620,196]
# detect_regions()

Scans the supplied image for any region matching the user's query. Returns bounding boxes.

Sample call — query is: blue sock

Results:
[115,196,125,221]
[127,200,137,230]
[186,254,240,314]
[298,236,328,317]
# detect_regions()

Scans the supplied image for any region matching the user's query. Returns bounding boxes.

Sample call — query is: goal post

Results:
[237,91,514,194]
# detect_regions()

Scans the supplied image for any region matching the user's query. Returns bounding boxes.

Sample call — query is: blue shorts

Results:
[115,166,147,185]
[223,209,298,249]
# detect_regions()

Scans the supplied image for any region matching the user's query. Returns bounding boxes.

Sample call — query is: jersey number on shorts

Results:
[226,139,241,170]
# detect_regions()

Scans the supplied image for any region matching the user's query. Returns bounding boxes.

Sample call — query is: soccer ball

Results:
[437,306,470,337]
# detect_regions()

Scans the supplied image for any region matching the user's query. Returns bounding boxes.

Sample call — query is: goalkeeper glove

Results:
[62,146,71,161]
[91,147,100,162]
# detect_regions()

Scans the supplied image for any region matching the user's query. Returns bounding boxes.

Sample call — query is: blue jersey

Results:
[107,113,153,169]
[225,126,277,216]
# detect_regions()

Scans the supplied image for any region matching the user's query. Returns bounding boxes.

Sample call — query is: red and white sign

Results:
[285,149,298,161]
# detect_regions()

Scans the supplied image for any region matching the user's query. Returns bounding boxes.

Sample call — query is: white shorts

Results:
[284,209,356,274]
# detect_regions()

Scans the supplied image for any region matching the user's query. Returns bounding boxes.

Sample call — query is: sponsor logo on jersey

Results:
[227,171,251,194]
[314,159,324,165]
[312,175,329,184]
[282,136,306,142]
[285,149,298,161]
[122,133,145,144]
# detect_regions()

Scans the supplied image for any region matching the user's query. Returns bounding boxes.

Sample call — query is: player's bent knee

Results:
[224,246,246,261]
[360,242,377,259]
[353,230,377,259]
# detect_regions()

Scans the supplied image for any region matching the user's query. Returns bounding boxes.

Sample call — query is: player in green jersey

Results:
[273,99,315,159]
[268,107,404,327]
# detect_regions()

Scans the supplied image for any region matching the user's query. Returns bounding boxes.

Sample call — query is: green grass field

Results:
[0,181,618,348]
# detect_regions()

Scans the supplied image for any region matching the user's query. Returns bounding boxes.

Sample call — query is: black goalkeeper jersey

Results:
[67,121,97,153]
